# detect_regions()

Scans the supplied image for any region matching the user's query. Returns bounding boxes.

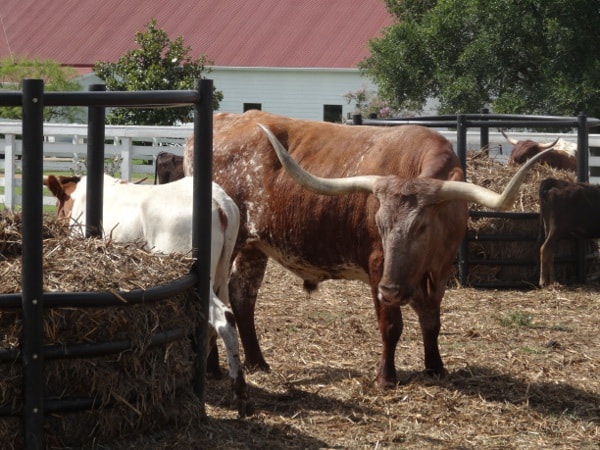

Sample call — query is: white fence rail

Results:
[1,121,600,209]
[1,121,193,209]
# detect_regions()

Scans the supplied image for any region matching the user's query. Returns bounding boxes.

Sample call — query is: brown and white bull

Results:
[538,177,600,287]
[183,111,551,387]
[502,130,577,171]
[43,174,254,416]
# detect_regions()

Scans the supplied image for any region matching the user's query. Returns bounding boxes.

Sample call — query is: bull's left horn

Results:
[437,147,554,211]
[258,123,380,195]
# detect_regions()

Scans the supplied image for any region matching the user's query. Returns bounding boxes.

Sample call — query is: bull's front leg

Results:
[373,295,403,388]
[417,305,445,377]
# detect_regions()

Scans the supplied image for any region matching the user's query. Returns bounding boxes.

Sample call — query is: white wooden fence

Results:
[1,121,193,209]
[1,120,600,209]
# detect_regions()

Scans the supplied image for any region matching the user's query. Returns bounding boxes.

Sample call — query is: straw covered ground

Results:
[115,260,600,449]
[1,153,598,448]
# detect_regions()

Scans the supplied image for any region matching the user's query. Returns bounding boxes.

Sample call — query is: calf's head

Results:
[43,175,81,222]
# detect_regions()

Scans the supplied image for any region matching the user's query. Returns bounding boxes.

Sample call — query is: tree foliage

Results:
[0,57,81,122]
[94,19,223,125]
[361,0,600,117]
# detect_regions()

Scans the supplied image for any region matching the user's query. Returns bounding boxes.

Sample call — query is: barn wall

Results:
[209,66,376,121]
[78,67,379,122]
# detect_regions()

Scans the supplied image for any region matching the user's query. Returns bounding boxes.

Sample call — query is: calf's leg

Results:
[209,292,254,417]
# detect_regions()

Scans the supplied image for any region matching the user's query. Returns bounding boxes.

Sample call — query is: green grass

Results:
[497,310,534,328]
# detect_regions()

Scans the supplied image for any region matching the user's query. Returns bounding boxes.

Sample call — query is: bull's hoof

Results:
[236,397,255,418]
[424,367,447,379]
[244,360,270,373]
[375,373,398,389]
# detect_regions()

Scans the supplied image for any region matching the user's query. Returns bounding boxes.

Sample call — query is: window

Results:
[323,105,342,123]
[243,103,262,112]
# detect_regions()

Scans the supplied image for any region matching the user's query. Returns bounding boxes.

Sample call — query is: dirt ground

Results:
[110,260,600,450]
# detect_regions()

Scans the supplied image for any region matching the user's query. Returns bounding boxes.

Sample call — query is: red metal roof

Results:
[0,0,393,72]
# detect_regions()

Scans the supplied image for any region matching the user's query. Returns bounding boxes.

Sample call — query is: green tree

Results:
[94,18,223,125]
[361,0,600,117]
[0,57,81,122]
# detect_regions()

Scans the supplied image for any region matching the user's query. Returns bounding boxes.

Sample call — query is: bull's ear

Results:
[44,175,67,200]
[58,176,81,196]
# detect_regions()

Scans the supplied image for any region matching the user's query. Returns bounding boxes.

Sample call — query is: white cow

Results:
[44,174,254,417]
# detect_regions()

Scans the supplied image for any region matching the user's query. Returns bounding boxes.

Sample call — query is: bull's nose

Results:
[377,284,411,306]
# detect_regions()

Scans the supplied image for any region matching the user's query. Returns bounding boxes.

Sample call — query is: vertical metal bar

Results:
[4,133,16,210]
[577,113,589,183]
[479,108,489,152]
[192,79,213,412]
[576,113,589,283]
[456,114,469,286]
[86,84,106,238]
[21,78,45,449]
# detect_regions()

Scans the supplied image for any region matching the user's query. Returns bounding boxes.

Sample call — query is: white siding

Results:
[78,67,378,122]
[209,66,377,121]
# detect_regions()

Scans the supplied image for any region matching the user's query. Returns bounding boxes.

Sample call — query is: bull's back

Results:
[207,111,465,274]
[211,111,461,181]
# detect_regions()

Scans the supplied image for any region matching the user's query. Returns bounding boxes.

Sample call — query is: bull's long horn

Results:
[538,137,560,150]
[500,129,519,145]
[436,147,554,211]
[258,123,380,194]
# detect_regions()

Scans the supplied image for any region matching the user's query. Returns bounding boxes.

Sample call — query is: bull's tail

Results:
[537,178,562,247]
[154,151,165,185]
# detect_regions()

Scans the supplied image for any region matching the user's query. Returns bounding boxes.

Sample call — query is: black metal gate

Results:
[0,78,213,449]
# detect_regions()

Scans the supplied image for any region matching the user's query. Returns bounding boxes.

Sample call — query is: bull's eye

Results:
[415,222,427,237]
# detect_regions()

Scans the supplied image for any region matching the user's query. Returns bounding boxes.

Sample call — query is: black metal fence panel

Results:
[0,79,212,449]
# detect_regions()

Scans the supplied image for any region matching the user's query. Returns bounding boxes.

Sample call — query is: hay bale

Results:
[0,212,204,449]
[464,150,598,285]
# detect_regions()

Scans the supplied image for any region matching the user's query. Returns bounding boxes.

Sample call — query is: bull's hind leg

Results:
[228,248,270,371]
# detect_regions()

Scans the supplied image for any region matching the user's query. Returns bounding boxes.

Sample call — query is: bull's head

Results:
[258,123,553,306]
[501,130,560,165]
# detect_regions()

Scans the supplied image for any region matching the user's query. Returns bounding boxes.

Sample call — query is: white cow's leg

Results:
[209,291,254,417]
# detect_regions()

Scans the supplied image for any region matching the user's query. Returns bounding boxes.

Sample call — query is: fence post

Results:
[86,84,106,238]
[21,78,46,449]
[192,78,213,413]
[456,114,469,286]
[4,133,16,210]
[576,113,589,283]
[120,137,132,181]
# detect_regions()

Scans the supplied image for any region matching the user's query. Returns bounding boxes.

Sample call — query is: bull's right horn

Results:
[258,123,380,195]
[538,137,560,150]
[500,129,519,145]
